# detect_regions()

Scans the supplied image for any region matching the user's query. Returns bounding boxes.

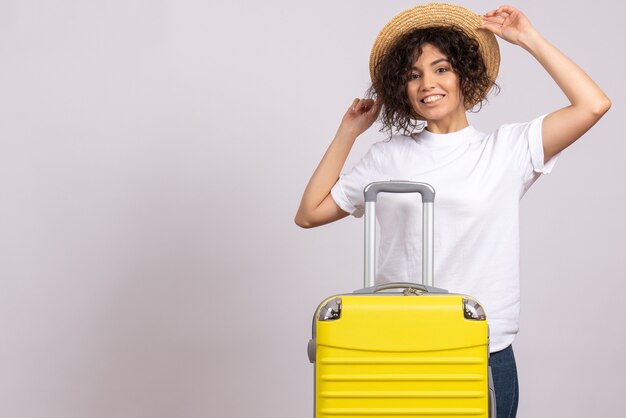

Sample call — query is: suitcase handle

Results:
[354,282,448,294]
[363,181,435,288]
[364,181,435,202]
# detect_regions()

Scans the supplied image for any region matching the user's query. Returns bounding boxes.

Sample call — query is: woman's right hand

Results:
[339,98,381,137]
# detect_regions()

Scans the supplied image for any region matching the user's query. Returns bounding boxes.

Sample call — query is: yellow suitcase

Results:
[308,181,495,418]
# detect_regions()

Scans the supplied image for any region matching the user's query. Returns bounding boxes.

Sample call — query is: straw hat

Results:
[369,2,500,108]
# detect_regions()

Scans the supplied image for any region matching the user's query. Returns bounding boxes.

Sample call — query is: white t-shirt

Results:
[331,114,558,352]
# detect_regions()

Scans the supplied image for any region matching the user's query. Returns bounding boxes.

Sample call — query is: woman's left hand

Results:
[479,5,536,46]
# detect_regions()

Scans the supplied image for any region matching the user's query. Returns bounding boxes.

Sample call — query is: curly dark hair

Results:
[368,26,500,136]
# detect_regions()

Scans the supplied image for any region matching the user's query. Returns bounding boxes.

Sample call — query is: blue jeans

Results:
[489,345,519,418]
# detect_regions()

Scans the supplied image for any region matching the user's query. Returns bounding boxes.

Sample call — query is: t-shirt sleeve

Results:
[498,113,560,194]
[331,143,383,218]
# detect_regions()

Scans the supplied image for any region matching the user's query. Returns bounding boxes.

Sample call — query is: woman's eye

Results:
[409,73,421,80]
[436,67,450,73]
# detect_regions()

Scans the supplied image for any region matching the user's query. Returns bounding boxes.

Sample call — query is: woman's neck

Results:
[425,112,469,134]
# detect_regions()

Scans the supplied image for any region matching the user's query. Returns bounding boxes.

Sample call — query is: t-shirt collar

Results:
[413,125,478,147]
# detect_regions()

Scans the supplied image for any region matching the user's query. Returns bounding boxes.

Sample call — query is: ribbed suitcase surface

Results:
[314,294,489,418]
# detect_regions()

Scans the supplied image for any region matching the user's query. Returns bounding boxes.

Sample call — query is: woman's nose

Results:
[420,73,435,90]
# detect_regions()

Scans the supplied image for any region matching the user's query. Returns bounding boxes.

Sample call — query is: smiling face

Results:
[405,43,467,131]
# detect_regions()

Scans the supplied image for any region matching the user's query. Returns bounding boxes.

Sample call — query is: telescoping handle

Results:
[363,181,435,288]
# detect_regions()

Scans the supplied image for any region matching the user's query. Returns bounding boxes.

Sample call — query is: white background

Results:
[1,1,624,417]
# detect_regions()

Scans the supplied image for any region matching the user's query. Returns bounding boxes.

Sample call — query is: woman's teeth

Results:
[422,95,443,103]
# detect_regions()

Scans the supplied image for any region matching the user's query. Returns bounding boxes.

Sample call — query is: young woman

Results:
[295,4,610,417]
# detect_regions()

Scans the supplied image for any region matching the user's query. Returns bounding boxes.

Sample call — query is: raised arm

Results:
[294,98,380,228]
[480,5,611,162]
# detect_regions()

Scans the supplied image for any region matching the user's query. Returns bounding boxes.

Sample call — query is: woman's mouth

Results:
[421,94,444,104]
